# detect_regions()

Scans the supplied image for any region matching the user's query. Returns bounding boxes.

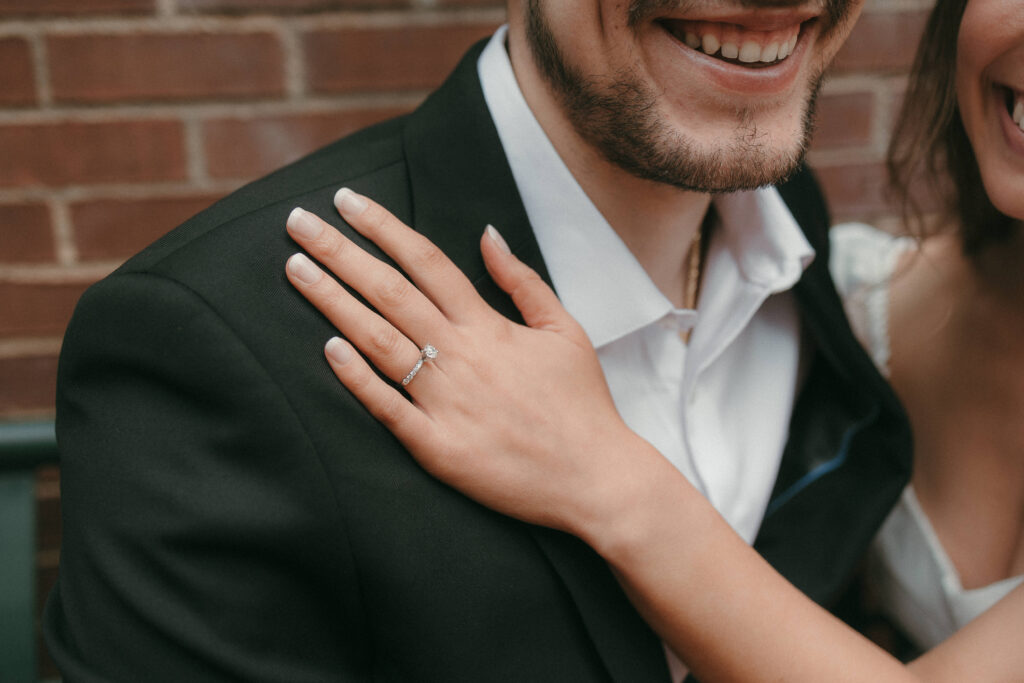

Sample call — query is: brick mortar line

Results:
[872,82,900,158]
[279,23,306,100]
[865,0,935,12]
[183,115,209,185]
[822,72,900,94]
[0,262,118,282]
[0,337,63,358]
[290,8,505,30]
[157,0,178,17]
[26,29,53,107]
[0,92,426,124]
[0,8,505,36]
[49,199,78,267]
[0,16,282,36]
[807,147,887,166]
[0,180,242,204]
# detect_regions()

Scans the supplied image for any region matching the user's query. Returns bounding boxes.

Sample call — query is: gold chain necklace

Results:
[681,209,713,344]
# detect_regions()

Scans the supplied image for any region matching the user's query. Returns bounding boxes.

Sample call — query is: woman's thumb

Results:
[480,225,571,332]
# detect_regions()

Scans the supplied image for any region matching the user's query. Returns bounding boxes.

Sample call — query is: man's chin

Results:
[608,142,808,194]
[700,154,806,194]
[568,75,820,193]
[644,105,819,193]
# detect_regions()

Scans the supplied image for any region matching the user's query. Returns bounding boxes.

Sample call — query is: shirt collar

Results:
[714,189,815,292]
[478,27,814,349]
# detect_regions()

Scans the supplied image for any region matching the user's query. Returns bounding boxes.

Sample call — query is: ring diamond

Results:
[401,344,438,386]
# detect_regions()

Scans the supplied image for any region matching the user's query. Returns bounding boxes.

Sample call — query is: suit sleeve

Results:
[44,272,370,682]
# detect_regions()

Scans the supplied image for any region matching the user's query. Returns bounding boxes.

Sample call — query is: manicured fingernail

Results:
[287,207,322,240]
[486,224,511,254]
[325,337,353,364]
[287,253,322,285]
[335,188,368,217]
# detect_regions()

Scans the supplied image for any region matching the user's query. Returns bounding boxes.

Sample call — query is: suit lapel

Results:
[777,170,906,411]
[402,43,547,296]
[753,173,912,604]
[402,42,671,683]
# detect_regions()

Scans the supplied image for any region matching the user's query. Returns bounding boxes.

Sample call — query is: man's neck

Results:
[507,24,711,308]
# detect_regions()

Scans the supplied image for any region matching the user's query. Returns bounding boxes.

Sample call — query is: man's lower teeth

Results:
[711,52,780,67]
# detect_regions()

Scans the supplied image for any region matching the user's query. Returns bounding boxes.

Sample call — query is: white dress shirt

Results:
[478,27,814,680]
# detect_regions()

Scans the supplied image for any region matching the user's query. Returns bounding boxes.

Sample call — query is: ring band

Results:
[401,344,438,386]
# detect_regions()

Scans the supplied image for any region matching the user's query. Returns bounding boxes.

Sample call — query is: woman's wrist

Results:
[573,431,702,566]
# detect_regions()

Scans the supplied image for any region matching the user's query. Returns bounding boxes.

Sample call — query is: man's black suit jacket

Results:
[45,41,911,682]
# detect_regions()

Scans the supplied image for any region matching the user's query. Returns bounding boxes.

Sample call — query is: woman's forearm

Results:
[583,441,919,683]
[907,583,1024,681]
[587,438,1024,682]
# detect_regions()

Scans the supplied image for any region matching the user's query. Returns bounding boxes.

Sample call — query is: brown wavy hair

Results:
[887,0,1016,255]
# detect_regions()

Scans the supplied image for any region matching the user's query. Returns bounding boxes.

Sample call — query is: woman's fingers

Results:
[480,225,585,339]
[287,207,449,349]
[333,188,489,323]
[286,252,428,385]
[323,336,437,447]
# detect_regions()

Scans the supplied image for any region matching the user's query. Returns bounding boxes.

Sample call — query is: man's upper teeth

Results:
[675,21,799,64]
[1014,93,1024,130]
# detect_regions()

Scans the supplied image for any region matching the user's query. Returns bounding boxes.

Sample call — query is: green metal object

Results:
[0,472,37,683]
[0,420,58,683]
[0,421,58,473]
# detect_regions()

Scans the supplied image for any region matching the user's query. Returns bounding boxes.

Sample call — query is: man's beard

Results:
[525,0,855,193]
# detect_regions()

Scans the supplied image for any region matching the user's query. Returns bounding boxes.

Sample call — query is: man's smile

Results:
[657,18,806,66]
[643,10,822,99]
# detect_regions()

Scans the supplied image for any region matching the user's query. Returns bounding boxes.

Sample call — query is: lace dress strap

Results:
[828,222,915,377]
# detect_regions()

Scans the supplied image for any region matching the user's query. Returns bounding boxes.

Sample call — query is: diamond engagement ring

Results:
[401,344,438,386]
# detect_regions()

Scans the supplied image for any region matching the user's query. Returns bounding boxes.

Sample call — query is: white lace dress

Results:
[829,223,1024,649]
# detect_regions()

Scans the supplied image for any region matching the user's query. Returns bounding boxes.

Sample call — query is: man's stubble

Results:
[525,0,859,193]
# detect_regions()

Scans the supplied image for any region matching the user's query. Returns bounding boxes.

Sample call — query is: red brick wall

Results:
[0,0,933,676]
[812,0,936,227]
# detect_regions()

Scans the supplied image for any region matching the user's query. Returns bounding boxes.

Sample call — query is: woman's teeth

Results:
[667,20,800,65]
[1013,93,1024,132]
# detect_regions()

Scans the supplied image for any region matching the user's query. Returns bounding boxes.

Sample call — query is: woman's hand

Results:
[284,188,672,546]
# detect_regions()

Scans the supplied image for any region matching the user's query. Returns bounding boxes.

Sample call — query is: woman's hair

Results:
[887,0,1016,254]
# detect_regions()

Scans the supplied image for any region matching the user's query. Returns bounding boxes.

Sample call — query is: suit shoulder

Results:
[116,114,409,277]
